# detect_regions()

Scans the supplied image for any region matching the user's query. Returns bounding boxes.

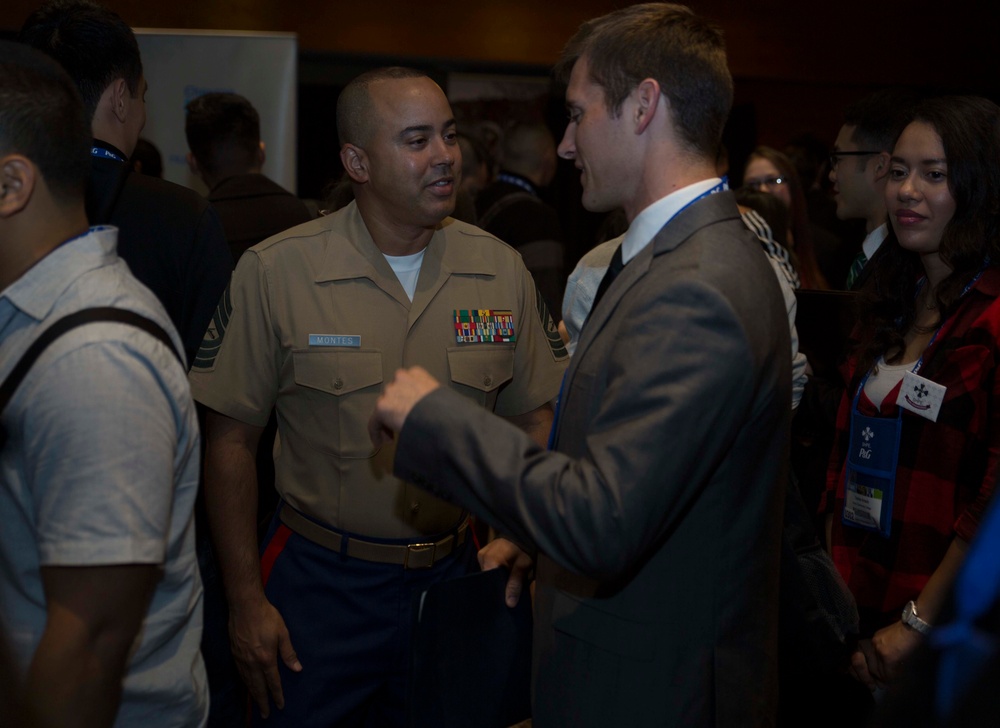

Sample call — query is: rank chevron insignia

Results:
[193,284,233,370]
[537,287,568,361]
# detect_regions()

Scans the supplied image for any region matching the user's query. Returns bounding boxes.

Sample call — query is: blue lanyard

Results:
[497,173,537,196]
[676,177,729,218]
[854,265,987,401]
[91,146,125,163]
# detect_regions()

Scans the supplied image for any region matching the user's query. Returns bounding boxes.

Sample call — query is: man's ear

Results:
[872,151,891,182]
[258,140,266,168]
[633,78,662,135]
[186,151,200,176]
[340,144,369,184]
[0,155,36,218]
[109,78,130,124]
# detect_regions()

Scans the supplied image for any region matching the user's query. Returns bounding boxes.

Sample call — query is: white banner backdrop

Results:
[135,29,298,195]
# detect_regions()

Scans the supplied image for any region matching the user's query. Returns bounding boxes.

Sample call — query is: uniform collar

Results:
[314,201,496,285]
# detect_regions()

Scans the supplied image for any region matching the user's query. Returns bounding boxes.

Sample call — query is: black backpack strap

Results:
[0,307,182,415]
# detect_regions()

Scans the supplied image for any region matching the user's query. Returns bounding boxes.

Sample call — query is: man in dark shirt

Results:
[476,122,566,315]
[21,0,232,368]
[186,92,313,266]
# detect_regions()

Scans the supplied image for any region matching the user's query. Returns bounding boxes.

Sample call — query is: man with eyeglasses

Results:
[830,91,915,290]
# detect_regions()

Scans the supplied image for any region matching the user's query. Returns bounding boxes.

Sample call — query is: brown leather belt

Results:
[279,507,468,569]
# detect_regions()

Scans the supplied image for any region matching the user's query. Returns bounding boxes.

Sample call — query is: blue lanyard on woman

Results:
[842,264,987,538]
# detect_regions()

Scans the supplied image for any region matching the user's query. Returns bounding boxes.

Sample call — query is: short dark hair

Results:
[185,92,261,177]
[131,137,163,177]
[458,133,487,176]
[500,122,554,175]
[843,89,918,153]
[554,2,732,157]
[336,67,428,148]
[0,40,90,203]
[20,0,143,122]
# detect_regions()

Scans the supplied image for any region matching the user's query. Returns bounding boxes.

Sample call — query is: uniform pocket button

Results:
[333,377,344,390]
[483,375,492,387]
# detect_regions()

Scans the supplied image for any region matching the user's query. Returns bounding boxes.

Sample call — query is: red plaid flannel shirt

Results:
[821,267,1000,636]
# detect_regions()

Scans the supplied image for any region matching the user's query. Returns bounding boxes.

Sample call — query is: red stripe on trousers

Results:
[260,524,293,587]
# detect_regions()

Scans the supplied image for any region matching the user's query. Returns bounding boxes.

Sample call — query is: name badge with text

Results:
[309,334,361,348]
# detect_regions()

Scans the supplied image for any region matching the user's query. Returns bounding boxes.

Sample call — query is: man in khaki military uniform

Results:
[189,66,566,727]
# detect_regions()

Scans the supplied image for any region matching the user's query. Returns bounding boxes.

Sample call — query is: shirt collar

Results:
[621,177,724,264]
[862,223,888,259]
[1,227,118,321]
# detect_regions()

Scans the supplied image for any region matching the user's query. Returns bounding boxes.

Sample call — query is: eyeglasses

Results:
[744,176,786,191]
[828,150,881,168]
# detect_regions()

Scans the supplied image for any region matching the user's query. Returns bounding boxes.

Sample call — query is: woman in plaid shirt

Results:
[823,96,1000,692]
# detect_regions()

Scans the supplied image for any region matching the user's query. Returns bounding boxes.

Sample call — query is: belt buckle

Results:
[404,542,436,569]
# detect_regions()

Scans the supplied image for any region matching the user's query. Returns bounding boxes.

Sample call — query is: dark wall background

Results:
[3,0,994,261]
[5,0,993,156]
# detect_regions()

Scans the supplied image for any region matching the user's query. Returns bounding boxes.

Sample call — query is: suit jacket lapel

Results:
[572,192,740,362]
[555,192,742,448]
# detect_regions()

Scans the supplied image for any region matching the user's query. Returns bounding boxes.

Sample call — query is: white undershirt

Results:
[865,357,917,408]
[383,249,426,301]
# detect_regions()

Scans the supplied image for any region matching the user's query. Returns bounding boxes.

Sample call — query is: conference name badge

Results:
[454,310,516,344]
[843,408,900,539]
[896,371,945,422]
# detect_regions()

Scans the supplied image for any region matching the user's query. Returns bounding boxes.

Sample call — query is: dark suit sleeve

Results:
[395,277,765,580]
[180,205,231,367]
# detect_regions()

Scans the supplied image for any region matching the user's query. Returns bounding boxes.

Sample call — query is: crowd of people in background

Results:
[2,1,1000,727]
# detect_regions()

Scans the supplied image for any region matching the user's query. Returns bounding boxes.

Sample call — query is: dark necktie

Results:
[583,242,625,329]
[846,250,868,289]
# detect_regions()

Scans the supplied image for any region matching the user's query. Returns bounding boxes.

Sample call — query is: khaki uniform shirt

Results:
[190,201,567,538]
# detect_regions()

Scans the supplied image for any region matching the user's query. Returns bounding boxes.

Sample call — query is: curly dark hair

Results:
[854,96,1000,376]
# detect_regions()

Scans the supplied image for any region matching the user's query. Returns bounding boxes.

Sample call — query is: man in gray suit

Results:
[370,4,790,725]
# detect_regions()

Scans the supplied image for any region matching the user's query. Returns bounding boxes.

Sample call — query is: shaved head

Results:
[501,122,557,182]
[337,66,428,148]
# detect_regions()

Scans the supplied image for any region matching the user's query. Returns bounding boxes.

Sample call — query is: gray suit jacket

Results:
[396,191,791,727]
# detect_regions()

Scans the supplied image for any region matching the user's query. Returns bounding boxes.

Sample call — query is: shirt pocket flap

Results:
[293,350,383,396]
[447,347,514,393]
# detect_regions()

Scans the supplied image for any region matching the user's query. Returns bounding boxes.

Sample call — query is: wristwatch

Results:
[901,600,932,635]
